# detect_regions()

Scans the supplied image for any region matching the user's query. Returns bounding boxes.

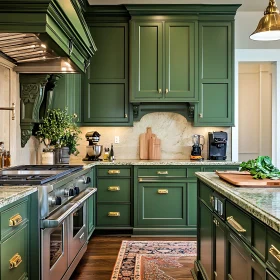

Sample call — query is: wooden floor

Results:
[70,235,196,280]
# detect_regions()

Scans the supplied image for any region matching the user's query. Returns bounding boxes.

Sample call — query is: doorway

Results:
[238,62,273,162]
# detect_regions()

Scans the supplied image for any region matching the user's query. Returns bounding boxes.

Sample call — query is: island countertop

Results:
[71,159,240,167]
[196,172,280,233]
[0,186,37,209]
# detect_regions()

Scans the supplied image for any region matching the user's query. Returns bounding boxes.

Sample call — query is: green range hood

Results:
[0,0,96,73]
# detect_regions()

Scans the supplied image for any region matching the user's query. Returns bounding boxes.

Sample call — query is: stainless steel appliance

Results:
[208,131,227,160]
[83,131,103,161]
[0,165,97,280]
[190,134,205,160]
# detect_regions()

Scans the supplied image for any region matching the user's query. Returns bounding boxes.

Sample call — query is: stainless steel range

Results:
[0,165,97,280]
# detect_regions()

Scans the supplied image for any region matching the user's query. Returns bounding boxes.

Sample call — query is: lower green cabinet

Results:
[137,182,187,227]
[87,192,96,239]
[1,224,28,280]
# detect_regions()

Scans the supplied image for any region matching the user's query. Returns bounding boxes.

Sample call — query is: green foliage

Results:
[240,156,280,180]
[36,108,81,155]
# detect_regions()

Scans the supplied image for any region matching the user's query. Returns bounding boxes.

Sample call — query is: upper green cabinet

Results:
[51,74,82,123]
[82,23,131,126]
[130,20,197,102]
[194,22,234,126]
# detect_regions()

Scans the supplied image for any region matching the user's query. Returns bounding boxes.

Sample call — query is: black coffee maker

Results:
[208,131,227,160]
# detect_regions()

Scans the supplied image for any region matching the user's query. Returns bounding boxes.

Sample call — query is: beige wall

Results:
[71,112,232,161]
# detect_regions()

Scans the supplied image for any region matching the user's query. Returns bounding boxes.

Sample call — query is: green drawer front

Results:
[203,165,239,172]
[252,218,266,260]
[226,201,251,244]
[138,168,187,177]
[97,178,131,202]
[267,229,280,276]
[97,204,131,226]
[97,168,131,177]
[138,182,187,226]
[199,181,214,210]
[1,224,28,280]
[1,200,28,240]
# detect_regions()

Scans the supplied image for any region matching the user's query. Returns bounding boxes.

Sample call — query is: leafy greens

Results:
[240,156,280,180]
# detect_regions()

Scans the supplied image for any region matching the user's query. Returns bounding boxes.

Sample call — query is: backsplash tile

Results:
[73,112,232,161]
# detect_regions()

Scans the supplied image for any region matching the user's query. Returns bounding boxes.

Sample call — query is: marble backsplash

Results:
[72,112,232,161]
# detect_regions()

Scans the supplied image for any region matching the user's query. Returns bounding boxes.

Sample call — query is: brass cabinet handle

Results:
[138,178,143,182]
[124,114,128,118]
[214,271,218,278]
[108,186,120,191]
[157,171,168,175]
[108,212,120,217]
[158,189,168,194]
[9,214,23,227]
[227,216,246,232]
[210,196,214,205]
[269,245,280,262]
[199,113,203,118]
[9,253,22,269]
[108,170,120,175]
[158,88,162,94]
[165,89,169,94]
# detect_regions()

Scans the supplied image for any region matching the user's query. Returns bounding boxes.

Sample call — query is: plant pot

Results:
[54,147,70,164]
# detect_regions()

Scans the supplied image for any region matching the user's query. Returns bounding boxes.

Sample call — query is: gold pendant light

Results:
[250,0,280,41]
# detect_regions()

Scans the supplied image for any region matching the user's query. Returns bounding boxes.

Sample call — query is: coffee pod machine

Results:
[208,131,227,160]
[83,131,103,161]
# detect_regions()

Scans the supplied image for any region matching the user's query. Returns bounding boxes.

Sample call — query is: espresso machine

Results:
[190,134,205,160]
[208,131,227,160]
[83,131,103,161]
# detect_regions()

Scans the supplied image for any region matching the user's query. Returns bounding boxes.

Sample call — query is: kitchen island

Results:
[194,172,280,280]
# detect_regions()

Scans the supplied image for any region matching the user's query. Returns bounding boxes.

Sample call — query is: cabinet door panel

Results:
[131,22,163,101]
[84,83,127,122]
[198,201,213,280]
[188,182,197,226]
[165,22,197,100]
[137,182,187,226]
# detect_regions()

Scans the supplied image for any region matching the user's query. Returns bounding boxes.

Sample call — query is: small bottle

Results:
[1,151,5,168]
[5,151,11,167]
[103,148,109,161]
[109,144,114,162]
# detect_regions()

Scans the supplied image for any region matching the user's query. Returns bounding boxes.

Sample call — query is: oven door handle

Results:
[42,188,97,229]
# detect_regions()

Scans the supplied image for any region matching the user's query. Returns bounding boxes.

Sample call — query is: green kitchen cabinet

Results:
[51,74,82,123]
[87,191,96,240]
[194,22,234,126]
[82,23,131,126]
[130,20,197,102]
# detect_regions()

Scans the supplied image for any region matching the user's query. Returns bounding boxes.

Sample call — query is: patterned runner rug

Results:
[111,241,196,280]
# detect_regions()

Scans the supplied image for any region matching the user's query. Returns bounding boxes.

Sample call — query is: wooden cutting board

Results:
[139,127,155,160]
[149,136,161,160]
[216,171,280,187]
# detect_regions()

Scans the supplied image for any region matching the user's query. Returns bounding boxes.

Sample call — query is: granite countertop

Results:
[196,172,280,233]
[71,159,240,167]
[0,186,37,210]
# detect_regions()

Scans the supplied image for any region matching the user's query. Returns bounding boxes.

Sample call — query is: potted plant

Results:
[36,108,81,164]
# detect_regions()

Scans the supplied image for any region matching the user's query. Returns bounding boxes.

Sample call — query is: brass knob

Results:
[165,89,169,94]
[158,88,162,94]
[125,114,128,118]
[199,113,203,118]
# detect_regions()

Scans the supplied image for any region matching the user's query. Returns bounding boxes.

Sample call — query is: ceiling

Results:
[87,0,269,12]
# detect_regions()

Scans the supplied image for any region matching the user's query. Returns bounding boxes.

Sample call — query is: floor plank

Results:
[70,235,196,280]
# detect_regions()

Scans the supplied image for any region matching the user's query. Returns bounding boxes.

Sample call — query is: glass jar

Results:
[42,148,54,164]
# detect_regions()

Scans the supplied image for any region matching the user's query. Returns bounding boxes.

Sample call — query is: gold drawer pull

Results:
[9,214,23,227]
[108,170,120,175]
[9,253,22,269]
[108,186,120,191]
[158,189,168,194]
[157,171,168,175]
[108,212,120,217]
[269,245,280,263]
[227,216,246,232]
[210,196,214,205]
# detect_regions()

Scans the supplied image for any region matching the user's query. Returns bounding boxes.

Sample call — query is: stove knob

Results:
[74,187,80,195]
[55,196,62,205]
[85,177,91,184]
[64,188,70,197]
[69,188,74,196]
[48,196,56,206]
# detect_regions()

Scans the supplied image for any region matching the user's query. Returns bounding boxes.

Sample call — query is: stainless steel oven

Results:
[41,188,96,280]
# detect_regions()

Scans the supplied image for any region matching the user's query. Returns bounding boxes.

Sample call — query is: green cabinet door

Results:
[198,200,213,280]
[83,23,130,125]
[137,182,187,227]
[52,74,82,123]
[165,21,197,101]
[130,21,163,101]
[195,22,234,126]
[87,192,96,240]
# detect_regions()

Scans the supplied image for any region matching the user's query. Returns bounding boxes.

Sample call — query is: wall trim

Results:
[234,49,280,167]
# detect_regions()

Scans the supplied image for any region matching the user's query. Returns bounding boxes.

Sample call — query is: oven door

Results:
[41,216,69,280]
